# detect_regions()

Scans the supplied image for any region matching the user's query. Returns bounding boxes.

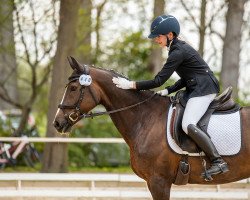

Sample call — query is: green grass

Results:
[0,164,41,173]
[69,166,133,173]
[0,163,133,173]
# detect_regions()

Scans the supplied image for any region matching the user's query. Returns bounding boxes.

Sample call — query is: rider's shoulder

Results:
[174,39,197,55]
[170,41,184,55]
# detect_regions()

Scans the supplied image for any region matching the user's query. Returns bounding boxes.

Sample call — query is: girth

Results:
[170,87,241,153]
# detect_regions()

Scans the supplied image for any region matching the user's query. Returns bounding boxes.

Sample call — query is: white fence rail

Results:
[0,173,249,199]
[0,137,125,143]
[0,173,150,198]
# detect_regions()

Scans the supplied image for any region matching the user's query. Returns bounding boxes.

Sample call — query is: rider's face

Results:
[153,32,174,48]
[154,35,167,47]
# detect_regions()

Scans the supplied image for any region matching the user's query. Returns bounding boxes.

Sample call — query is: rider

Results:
[112,15,229,179]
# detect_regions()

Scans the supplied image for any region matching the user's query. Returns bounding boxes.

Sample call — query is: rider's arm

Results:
[166,79,186,94]
[135,47,184,90]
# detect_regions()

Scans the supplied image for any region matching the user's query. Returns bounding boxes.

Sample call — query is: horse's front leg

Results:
[147,176,172,200]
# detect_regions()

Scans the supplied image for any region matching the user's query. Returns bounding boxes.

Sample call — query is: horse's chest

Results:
[130,144,159,170]
[130,150,150,179]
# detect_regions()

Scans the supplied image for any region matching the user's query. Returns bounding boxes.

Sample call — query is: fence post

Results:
[16,179,22,190]
[91,180,96,200]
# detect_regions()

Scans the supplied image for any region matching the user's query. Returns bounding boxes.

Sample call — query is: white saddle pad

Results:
[166,105,241,156]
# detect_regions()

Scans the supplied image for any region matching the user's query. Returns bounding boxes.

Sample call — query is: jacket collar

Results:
[169,37,178,52]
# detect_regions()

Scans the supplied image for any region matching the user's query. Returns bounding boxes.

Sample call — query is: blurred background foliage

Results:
[103,31,152,79]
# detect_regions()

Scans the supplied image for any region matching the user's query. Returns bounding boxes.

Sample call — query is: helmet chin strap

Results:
[166,36,174,50]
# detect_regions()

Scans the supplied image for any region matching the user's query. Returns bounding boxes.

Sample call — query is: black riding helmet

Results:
[148,15,180,39]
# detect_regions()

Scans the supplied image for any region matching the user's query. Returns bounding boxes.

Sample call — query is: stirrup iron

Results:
[201,162,229,181]
[203,171,213,181]
[201,158,213,181]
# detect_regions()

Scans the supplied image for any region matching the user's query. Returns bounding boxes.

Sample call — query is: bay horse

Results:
[53,56,250,200]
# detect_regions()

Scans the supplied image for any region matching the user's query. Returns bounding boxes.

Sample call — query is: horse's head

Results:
[53,56,101,133]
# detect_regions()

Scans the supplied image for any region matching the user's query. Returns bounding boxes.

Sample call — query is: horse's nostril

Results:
[53,120,60,129]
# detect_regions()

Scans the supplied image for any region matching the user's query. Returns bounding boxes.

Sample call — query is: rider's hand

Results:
[156,89,169,96]
[112,77,135,89]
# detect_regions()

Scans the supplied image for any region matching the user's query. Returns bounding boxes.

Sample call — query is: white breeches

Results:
[182,93,217,134]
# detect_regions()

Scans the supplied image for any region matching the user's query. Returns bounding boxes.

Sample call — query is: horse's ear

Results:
[69,56,83,72]
[67,56,75,70]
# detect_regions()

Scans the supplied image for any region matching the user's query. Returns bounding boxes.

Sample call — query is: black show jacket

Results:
[136,38,219,99]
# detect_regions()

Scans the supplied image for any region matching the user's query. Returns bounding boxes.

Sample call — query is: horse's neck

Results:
[97,75,168,145]
[104,93,153,144]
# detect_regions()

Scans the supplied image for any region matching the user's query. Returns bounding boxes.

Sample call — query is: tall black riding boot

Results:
[187,124,229,180]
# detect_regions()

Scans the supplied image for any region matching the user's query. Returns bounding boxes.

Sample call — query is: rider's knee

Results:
[182,119,197,134]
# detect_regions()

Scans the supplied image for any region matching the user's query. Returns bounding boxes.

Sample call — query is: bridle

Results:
[58,65,156,125]
[58,65,97,124]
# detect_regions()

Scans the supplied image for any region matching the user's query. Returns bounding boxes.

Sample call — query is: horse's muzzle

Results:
[53,118,72,133]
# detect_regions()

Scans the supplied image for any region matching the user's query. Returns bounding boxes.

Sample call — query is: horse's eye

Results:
[70,85,77,91]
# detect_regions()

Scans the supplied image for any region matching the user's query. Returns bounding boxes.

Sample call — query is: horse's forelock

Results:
[68,70,81,81]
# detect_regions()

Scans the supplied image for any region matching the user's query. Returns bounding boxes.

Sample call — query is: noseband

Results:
[58,65,156,125]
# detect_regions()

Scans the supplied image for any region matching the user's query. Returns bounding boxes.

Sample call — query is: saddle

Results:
[170,87,241,153]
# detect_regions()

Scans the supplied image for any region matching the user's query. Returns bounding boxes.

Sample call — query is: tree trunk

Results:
[198,0,207,57]
[0,0,18,110]
[93,0,107,65]
[147,0,165,74]
[220,0,247,99]
[42,0,81,172]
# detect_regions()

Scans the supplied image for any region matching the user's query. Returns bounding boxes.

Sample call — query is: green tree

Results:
[105,31,152,80]
[0,0,18,110]
[0,0,57,136]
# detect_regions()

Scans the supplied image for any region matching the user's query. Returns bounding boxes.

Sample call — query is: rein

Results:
[58,65,156,124]
[79,93,156,119]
